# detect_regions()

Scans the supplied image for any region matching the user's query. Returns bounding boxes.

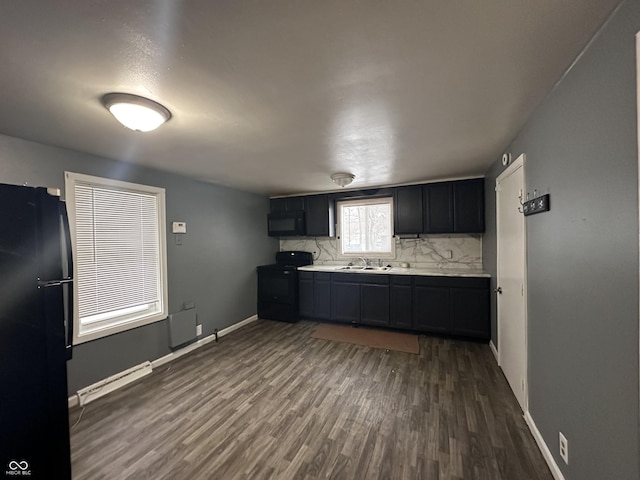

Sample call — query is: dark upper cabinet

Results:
[394,186,423,234]
[270,178,482,237]
[423,179,484,234]
[270,197,305,213]
[423,182,454,233]
[305,194,335,237]
[453,178,484,233]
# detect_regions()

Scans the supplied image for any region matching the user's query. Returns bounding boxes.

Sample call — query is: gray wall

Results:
[0,133,278,394]
[483,1,639,478]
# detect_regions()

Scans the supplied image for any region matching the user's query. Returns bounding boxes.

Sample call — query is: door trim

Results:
[495,153,528,412]
[635,32,640,456]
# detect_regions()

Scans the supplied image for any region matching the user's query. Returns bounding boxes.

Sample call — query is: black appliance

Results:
[257,251,313,322]
[0,183,73,479]
[267,210,306,237]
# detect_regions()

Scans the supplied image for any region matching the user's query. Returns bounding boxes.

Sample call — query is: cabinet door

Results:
[451,286,489,339]
[331,281,360,323]
[287,196,305,212]
[453,178,485,233]
[390,279,412,329]
[270,198,288,213]
[423,182,453,233]
[270,197,305,213]
[361,283,390,327]
[305,194,334,237]
[314,276,332,320]
[413,281,450,333]
[298,276,314,319]
[394,186,423,234]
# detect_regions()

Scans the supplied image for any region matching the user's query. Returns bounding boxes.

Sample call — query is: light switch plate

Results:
[172,221,187,234]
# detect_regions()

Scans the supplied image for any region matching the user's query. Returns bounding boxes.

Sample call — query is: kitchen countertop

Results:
[298,265,490,278]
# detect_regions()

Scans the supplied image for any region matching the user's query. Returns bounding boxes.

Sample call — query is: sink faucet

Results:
[358,257,369,267]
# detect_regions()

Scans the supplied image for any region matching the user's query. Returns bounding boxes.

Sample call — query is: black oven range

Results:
[257,251,313,322]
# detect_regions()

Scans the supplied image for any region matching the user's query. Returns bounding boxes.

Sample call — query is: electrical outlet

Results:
[196,324,202,336]
[559,432,569,464]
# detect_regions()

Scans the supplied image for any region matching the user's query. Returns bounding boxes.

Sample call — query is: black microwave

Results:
[267,210,306,237]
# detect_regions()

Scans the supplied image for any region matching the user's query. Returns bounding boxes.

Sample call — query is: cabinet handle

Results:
[494,287,503,294]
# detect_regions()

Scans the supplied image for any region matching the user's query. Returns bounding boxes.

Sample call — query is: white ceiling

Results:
[0,1,621,195]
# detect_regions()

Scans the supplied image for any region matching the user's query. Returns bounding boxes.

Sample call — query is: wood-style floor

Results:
[69,320,552,480]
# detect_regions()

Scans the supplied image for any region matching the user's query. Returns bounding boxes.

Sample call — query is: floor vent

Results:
[76,361,153,407]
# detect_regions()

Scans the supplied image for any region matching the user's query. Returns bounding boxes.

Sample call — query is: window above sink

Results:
[337,197,395,259]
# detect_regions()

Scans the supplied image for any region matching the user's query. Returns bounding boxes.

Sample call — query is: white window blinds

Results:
[66,172,167,343]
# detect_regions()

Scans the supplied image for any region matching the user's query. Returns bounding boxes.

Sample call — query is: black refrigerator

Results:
[0,183,73,479]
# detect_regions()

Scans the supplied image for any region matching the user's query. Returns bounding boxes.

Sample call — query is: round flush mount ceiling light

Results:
[102,93,171,132]
[331,172,355,187]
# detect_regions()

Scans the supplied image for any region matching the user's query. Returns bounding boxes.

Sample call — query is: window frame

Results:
[65,172,169,344]
[336,196,396,259]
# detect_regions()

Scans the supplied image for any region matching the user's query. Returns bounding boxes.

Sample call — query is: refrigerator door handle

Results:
[38,278,73,287]
[60,203,74,358]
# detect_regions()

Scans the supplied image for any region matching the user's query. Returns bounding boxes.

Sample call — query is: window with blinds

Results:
[65,172,168,344]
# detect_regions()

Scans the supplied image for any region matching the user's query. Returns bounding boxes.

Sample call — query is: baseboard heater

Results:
[76,361,153,407]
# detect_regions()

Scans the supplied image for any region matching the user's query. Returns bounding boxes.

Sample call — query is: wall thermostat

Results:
[501,153,511,166]
[172,221,187,234]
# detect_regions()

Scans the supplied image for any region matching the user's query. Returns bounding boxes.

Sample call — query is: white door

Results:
[496,154,527,411]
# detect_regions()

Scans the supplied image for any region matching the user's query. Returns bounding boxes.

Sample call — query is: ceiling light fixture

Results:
[331,172,355,187]
[102,93,171,132]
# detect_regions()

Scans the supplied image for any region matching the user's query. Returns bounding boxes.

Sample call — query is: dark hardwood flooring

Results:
[69,320,552,480]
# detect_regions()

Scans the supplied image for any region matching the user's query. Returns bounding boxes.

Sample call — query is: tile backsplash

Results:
[280,235,482,269]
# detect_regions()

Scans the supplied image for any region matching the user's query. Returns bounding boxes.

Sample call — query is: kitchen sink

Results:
[336,265,392,271]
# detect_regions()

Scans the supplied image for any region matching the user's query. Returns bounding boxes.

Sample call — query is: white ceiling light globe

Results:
[102,93,171,132]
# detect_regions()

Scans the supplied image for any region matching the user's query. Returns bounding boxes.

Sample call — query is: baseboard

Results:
[489,340,499,364]
[151,314,258,368]
[524,411,566,480]
[68,314,259,408]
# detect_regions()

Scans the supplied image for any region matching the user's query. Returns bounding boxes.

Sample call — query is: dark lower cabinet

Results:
[298,272,314,319]
[298,272,489,341]
[331,280,360,323]
[451,283,490,339]
[360,275,390,327]
[314,272,332,320]
[413,279,450,334]
[390,277,412,329]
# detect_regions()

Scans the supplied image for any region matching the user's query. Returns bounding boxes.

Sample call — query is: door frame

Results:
[495,153,528,412]
[635,32,640,451]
